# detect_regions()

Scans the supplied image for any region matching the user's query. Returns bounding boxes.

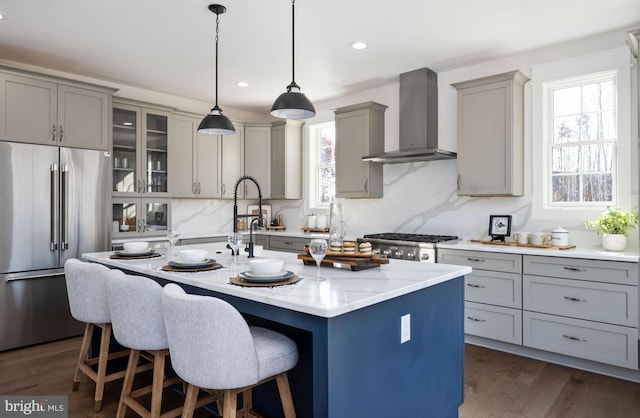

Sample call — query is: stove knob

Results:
[382,249,391,256]
[394,250,404,258]
[421,253,430,261]
[407,251,415,260]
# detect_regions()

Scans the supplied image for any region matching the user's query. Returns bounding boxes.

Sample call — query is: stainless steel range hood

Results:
[362,67,457,164]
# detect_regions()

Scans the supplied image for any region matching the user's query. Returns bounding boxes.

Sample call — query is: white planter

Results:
[601,234,627,252]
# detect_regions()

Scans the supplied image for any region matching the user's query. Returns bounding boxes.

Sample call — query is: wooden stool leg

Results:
[242,389,252,418]
[73,323,93,391]
[275,373,296,418]
[116,349,140,418]
[150,350,166,418]
[182,384,199,418]
[93,323,112,412]
[223,389,238,418]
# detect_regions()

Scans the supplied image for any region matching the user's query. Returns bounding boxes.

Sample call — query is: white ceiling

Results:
[0,0,639,114]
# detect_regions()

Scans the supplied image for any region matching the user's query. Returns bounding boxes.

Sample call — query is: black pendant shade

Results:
[199,4,236,135]
[271,0,315,120]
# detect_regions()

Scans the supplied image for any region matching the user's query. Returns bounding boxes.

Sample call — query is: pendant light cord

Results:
[291,0,295,85]
[215,11,220,107]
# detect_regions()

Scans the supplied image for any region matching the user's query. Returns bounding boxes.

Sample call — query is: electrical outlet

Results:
[401,314,411,343]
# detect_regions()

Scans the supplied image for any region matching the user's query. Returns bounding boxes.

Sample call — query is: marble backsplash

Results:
[171,159,638,251]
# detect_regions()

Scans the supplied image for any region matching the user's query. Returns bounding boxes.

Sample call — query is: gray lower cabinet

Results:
[254,234,269,248]
[437,249,523,344]
[268,236,308,253]
[522,255,638,369]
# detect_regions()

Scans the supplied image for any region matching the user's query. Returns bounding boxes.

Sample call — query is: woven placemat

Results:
[229,275,302,287]
[160,263,224,273]
[110,252,162,260]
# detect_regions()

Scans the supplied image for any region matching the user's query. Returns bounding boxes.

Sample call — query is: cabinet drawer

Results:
[523,256,638,286]
[465,302,522,345]
[523,275,638,327]
[438,249,522,273]
[465,270,522,308]
[268,236,309,253]
[523,311,638,369]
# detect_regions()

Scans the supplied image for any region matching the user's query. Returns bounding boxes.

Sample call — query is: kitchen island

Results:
[84,243,471,418]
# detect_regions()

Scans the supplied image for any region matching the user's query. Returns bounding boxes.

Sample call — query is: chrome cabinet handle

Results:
[284,241,294,245]
[222,184,226,196]
[467,258,485,262]
[467,316,486,322]
[457,174,461,191]
[563,296,588,302]
[364,179,368,193]
[52,125,56,142]
[466,283,486,288]
[59,125,64,142]
[564,266,588,272]
[142,179,147,193]
[563,334,587,342]
[197,182,201,195]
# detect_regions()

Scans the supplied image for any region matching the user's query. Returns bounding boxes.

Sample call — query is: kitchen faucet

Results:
[233,175,263,258]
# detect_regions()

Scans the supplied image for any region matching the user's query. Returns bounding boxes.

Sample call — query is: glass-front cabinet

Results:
[112,101,171,196]
[112,198,170,238]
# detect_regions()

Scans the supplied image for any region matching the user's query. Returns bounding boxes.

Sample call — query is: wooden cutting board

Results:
[297,254,389,271]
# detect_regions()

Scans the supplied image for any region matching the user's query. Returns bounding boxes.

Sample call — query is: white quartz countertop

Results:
[84,243,471,318]
[437,241,639,263]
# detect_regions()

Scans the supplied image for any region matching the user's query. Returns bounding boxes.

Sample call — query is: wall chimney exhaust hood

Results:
[362,67,456,164]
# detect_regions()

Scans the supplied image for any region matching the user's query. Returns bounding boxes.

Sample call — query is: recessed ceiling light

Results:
[236,81,249,87]
[350,41,368,50]
[0,13,6,20]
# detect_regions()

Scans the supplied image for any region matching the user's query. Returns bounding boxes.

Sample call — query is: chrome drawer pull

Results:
[563,334,588,342]
[467,258,485,262]
[466,316,486,322]
[563,266,588,272]
[466,283,486,288]
[563,296,588,302]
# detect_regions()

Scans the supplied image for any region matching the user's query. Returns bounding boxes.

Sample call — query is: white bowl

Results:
[178,249,209,262]
[249,258,285,275]
[123,241,148,252]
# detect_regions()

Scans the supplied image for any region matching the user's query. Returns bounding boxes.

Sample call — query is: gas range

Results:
[358,233,459,263]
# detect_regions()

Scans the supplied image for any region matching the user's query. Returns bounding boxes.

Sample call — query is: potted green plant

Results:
[586,207,639,251]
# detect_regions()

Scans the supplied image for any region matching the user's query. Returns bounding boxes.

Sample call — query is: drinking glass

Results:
[228,232,243,265]
[167,228,180,258]
[309,239,328,281]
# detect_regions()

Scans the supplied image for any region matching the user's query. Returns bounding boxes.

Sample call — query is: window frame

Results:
[531,47,633,220]
[306,121,336,211]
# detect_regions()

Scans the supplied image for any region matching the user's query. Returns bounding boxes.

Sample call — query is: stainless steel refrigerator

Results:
[0,141,110,351]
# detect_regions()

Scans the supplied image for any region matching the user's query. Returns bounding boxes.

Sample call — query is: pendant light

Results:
[199,4,236,135]
[270,0,315,120]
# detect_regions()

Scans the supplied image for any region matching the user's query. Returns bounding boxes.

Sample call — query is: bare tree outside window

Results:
[318,126,336,205]
[550,77,615,205]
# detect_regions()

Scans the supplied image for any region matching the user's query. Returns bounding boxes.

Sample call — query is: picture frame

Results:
[247,204,271,229]
[488,215,512,242]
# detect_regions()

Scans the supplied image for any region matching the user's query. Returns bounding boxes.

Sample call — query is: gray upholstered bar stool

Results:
[64,258,129,412]
[161,283,298,418]
[106,270,218,418]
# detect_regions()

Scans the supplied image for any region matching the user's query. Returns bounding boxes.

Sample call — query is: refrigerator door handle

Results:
[50,163,59,251]
[61,164,69,250]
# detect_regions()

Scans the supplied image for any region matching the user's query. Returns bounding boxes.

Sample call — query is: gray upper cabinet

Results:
[271,120,302,199]
[220,122,244,199]
[244,123,271,199]
[334,102,386,198]
[170,113,221,198]
[452,70,529,196]
[0,69,112,150]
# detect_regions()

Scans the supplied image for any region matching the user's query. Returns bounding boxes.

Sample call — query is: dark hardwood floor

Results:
[1,336,639,417]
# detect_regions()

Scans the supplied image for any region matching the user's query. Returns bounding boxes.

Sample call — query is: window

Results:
[548,72,616,206]
[532,47,632,220]
[307,122,336,209]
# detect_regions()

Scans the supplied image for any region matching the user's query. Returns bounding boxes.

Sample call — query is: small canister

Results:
[551,227,569,246]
